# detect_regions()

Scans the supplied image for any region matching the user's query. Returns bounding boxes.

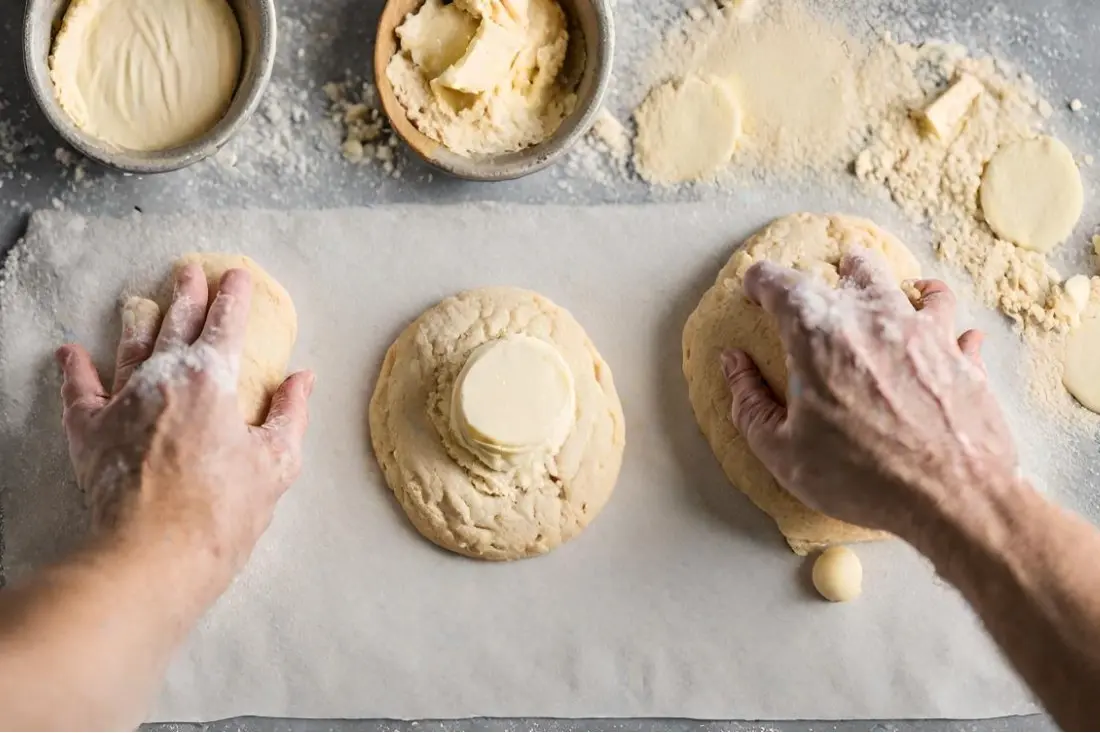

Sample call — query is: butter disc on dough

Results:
[167,254,298,426]
[682,213,921,555]
[634,75,743,184]
[50,0,242,151]
[980,136,1084,253]
[370,287,626,561]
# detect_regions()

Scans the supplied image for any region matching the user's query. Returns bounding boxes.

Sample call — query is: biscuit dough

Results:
[169,254,297,426]
[50,0,242,151]
[1064,278,1100,414]
[812,546,863,602]
[451,335,576,466]
[634,75,743,184]
[369,287,626,560]
[980,136,1084,254]
[386,0,576,156]
[682,213,921,554]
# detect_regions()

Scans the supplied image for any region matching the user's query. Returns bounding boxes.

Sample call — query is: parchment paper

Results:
[7,200,1090,722]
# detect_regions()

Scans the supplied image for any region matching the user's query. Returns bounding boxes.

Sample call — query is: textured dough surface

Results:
[1063,278,1100,414]
[682,213,921,554]
[50,0,242,151]
[980,136,1084,253]
[170,254,298,426]
[369,286,626,560]
[634,75,743,184]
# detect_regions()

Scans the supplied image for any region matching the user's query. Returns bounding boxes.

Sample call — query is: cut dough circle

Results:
[634,75,743,184]
[1064,281,1100,414]
[369,287,626,561]
[980,136,1084,253]
[812,546,863,602]
[50,0,242,151]
[170,254,298,426]
[682,213,921,554]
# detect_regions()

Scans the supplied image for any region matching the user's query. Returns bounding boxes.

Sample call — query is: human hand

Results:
[720,249,1019,537]
[56,264,314,578]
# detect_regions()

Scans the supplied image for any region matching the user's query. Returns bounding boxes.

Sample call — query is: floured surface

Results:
[5,203,1098,722]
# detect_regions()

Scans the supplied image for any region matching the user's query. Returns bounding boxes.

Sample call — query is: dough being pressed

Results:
[168,254,298,426]
[634,75,743,184]
[682,213,921,554]
[369,287,626,560]
[812,546,863,602]
[50,0,242,151]
[980,136,1084,254]
[387,0,576,156]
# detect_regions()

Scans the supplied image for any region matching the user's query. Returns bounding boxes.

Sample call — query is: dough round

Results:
[369,287,626,561]
[634,75,743,184]
[812,546,863,602]
[980,136,1084,253]
[50,0,242,151]
[1064,279,1100,414]
[170,254,298,426]
[682,213,921,554]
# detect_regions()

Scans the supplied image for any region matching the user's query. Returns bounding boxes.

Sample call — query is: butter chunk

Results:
[396,0,477,78]
[435,19,524,95]
[916,74,984,141]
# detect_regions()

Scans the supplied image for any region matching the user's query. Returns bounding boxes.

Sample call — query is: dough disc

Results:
[682,213,921,554]
[168,254,298,426]
[980,136,1084,253]
[1063,279,1100,414]
[634,75,743,184]
[369,287,626,561]
[49,0,242,151]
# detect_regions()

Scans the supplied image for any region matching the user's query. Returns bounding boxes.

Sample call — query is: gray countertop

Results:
[2,0,1088,728]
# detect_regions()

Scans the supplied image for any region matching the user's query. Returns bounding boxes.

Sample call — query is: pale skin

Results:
[0,253,1096,730]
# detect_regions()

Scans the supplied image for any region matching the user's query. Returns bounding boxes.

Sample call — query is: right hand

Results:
[56,264,314,581]
[720,249,1019,536]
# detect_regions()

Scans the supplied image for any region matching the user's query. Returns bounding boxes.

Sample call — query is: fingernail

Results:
[304,371,316,397]
[720,349,743,381]
[55,346,72,369]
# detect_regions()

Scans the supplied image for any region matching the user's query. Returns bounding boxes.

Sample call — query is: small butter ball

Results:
[812,546,863,602]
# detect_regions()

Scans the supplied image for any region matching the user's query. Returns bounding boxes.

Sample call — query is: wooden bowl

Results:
[374,0,614,181]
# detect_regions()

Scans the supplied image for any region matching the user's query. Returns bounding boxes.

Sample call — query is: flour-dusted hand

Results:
[56,263,315,576]
[720,249,1017,536]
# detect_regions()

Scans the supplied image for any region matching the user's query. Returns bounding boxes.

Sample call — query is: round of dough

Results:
[812,546,863,603]
[634,75,743,184]
[452,335,576,456]
[980,136,1084,253]
[170,254,298,426]
[682,213,921,555]
[369,287,626,561]
[50,0,242,151]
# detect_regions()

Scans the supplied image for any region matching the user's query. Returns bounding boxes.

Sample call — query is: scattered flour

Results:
[322,77,403,178]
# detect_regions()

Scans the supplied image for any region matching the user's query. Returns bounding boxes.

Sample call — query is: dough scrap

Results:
[369,287,626,560]
[980,136,1084,254]
[387,0,576,156]
[1064,277,1100,414]
[634,75,743,184]
[682,213,921,554]
[169,254,298,426]
[812,546,863,602]
[50,0,242,151]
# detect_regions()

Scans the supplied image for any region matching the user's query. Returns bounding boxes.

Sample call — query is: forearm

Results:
[0,526,230,730]
[904,476,1100,730]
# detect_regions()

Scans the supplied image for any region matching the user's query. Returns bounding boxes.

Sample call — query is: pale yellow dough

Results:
[387,0,576,156]
[682,213,921,554]
[169,254,298,426]
[1064,278,1100,414]
[634,75,743,184]
[369,287,626,561]
[980,136,1084,253]
[812,547,863,602]
[50,0,242,151]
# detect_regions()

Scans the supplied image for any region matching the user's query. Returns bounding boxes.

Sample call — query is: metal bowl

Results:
[374,0,614,182]
[23,0,277,174]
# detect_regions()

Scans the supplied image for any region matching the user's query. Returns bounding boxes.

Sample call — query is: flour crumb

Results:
[323,77,403,178]
[1070,98,1084,112]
